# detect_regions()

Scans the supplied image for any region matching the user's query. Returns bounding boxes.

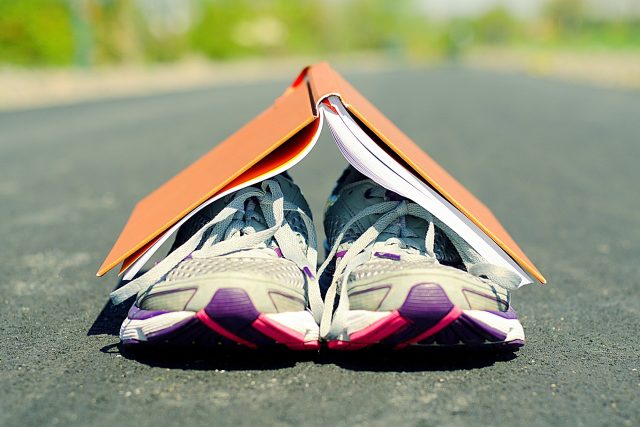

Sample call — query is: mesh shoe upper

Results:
[164,257,305,291]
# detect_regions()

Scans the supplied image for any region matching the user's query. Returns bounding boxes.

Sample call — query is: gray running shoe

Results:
[111,174,323,350]
[319,167,525,350]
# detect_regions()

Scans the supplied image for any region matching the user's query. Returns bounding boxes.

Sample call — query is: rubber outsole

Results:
[327,283,524,350]
[119,283,523,352]
[119,288,320,351]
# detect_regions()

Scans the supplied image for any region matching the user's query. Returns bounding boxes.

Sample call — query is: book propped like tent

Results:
[97,62,546,287]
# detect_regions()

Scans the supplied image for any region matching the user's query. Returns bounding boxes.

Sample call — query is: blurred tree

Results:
[272,0,328,56]
[189,0,254,59]
[89,0,144,64]
[70,0,93,67]
[340,0,415,54]
[0,0,74,65]
[473,7,519,44]
[136,0,192,62]
[440,19,473,60]
[544,0,586,36]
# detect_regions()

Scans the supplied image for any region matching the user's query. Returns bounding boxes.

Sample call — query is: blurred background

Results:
[1,0,639,108]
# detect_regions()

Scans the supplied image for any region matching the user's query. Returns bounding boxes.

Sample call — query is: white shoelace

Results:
[318,186,521,339]
[110,179,325,323]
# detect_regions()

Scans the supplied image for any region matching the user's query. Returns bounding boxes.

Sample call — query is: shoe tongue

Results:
[218,198,278,255]
[353,185,430,251]
[346,182,464,267]
[376,222,428,254]
[236,198,268,235]
[170,186,271,252]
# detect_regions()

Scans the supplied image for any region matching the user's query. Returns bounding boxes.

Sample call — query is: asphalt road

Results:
[1,66,638,427]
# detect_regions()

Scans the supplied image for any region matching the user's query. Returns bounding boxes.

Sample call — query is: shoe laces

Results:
[318,183,521,340]
[110,178,325,323]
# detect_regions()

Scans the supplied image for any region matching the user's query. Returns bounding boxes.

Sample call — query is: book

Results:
[321,96,531,286]
[98,62,545,286]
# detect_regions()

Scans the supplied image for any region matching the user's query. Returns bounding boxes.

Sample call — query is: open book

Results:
[321,96,531,286]
[98,62,545,286]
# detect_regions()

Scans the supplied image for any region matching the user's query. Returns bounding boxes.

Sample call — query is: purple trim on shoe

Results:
[205,288,259,323]
[204,288,274,345]
[384,283,454,346]
[374,252,401,261]
[273,248,283,258]
[303,266,315,279]
[399,283,453,318]
[488,307,518,319]
[460,313,507,342]
[127,305,169,320]
[335,250,347,259]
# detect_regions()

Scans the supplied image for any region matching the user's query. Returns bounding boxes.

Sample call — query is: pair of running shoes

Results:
[111,167,525,351]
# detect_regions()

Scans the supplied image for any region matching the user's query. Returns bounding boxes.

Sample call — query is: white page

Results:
[321,96,531,287]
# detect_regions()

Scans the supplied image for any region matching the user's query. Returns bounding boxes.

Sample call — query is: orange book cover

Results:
[98,62,545,284]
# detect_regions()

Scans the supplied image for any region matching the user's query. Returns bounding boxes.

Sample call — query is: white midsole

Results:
[341,309,525,342]
[120,310,320,342]
[464,310,525,342]
[263,311,320,341]
[120,311,194,342]
[344,310,393,336]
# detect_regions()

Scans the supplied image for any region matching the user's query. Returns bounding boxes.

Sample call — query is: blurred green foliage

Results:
[541,0,640,48]
[0,0,638,67]
[0,0,74,65]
